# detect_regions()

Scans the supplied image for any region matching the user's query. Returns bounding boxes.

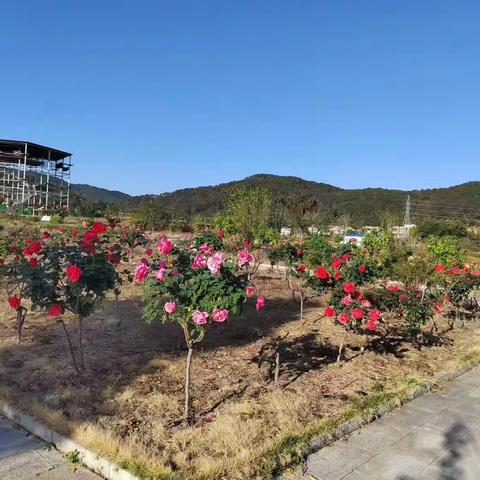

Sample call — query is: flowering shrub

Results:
[433,264,480,323]
[141,235,263,421]
[370,284,436,335]
[2,223,119,370]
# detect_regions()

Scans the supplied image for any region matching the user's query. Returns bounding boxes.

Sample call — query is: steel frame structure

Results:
[0,140,72,212]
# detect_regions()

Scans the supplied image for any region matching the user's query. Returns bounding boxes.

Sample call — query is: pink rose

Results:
[192,310,208,325]
[338,312,350,325]
[207,252,224,275]
[157,237,173,255]
[246,286,255,297]
[351,308,365,320]
[256,296,266,311]
[199,243,214,255]
[361,299,372,308]
[237,249,254,268]
[193,255,207,269]
[341,296,352,307]
[211,309,229,323]
[366,319,377,331]
[164,301,177,314]
[156,268,166,281]
[369,309,382,322]
[134,262,150,282]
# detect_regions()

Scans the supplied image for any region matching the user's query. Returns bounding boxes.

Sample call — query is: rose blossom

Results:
[156,268,167,281]
[325,306,335,317]
[211,309,229,323]
[369,309,382,322]
[134,262,150,282]
[315,266,330,280]
[207,252,224,275]
[192,310,208,325]
[192,255,207,269]
[246,286,255,297]
[66,265,82,283]
[8,296,21,309]
[237,249,254,267]
[341,296,353,307]
[337,312,350,325]
[343,282,356,294]
[351,308,365,320]
[358,265,367,273]
[199,243,214,255]
[256,296,266,311]
[157,237,173,255]
[48,303,63,317]
[164,301,177,314]
[361,299,372,308]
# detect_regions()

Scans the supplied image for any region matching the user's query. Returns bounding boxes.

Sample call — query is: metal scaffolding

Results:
[0,140,72,213]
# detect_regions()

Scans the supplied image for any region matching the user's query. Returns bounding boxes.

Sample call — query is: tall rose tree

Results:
[2,223,119,372]
[141,236,264,422]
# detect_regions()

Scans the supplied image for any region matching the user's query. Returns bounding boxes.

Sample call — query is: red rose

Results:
[297,264,306,273]
[27,241,42,255]
[243,240,252,249]
[217,230,224,238]
[452,267,462,275]
[387,285,401,292]
[8,296,21,309]
[315,266,330,280]
[48,303,63,317]
[332,258,343,270]
[341,253,351,261]
[71,228,78,237]
[325,306,335,317]
[43,231,51,239]
[434,264,445,272]
[343,282,356,294]
[28,258,37,268]
[358,265,367,273]
[92,222,107,234]
[66,265,82,283]
[334,271,342,280]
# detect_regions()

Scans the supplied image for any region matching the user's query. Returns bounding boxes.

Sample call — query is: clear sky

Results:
[1,1,479,195]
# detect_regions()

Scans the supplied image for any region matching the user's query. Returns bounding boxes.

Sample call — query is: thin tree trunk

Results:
[114,290,121,327]
[274,349,280,385]
[78,316,85,370]
[58,320,80,374]
[337,330,348,363]
[16,307,26,343]
[300,293,304,322]
[184,347,193,423]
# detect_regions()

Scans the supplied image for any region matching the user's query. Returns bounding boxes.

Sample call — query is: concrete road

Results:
[0,416,100,479]
[286,367,480,480]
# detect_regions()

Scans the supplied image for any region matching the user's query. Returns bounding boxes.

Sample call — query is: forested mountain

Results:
[71,175,480,226]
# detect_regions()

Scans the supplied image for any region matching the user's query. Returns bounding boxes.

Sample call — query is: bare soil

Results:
[1,258,480,479]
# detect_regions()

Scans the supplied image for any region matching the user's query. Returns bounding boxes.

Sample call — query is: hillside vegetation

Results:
[71,174,480,225]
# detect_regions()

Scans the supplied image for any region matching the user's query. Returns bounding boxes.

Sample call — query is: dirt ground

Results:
[1,260,480,479]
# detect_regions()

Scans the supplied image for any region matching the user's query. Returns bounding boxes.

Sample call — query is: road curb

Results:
[0,403,138,480]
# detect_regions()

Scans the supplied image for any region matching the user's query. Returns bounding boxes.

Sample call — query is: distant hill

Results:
[71,175,480,225]
[71,184,132,204]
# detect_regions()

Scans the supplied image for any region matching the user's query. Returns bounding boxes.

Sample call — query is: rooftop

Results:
[0,139,72,162]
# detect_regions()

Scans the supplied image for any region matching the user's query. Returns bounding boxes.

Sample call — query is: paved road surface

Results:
[286,367,480,480]
[0,416,100,479]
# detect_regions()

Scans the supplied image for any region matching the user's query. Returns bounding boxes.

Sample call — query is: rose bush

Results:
[140,235,263,421]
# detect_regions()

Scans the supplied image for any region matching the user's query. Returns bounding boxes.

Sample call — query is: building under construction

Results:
[0,140,72,214]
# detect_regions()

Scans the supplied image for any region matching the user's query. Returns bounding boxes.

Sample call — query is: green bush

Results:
[425,236,463,265]
[302,234,334,267]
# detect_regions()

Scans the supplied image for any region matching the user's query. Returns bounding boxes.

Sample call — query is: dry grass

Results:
[1,245,480,479]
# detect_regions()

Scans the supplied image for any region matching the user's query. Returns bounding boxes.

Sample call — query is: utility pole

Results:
[404,195,411,225]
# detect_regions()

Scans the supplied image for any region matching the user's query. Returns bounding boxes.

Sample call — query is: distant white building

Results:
[307,226,319,234]
[280,227,291,237]
[342,232,366,245]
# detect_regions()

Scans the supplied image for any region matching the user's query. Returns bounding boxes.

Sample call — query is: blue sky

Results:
[1,1,479,195]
